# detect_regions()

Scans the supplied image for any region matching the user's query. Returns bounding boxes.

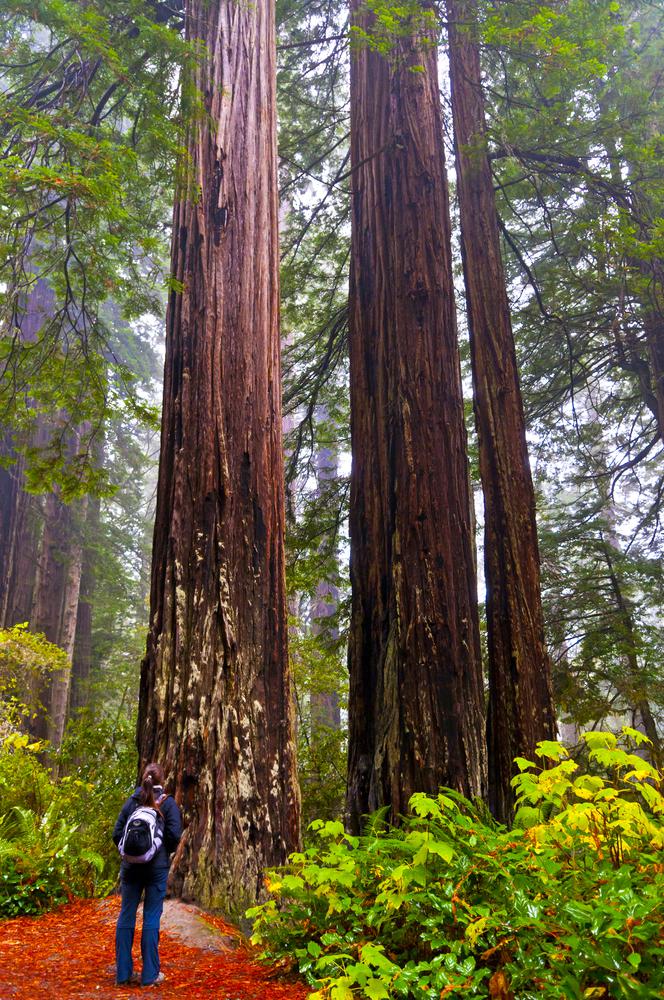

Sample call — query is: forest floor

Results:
[0,896,310,999]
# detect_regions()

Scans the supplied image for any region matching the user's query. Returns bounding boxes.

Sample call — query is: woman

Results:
[112,763,182,987]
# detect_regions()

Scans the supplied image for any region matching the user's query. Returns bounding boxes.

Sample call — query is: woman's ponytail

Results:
[139,762,165,812]
[141,772,157,810]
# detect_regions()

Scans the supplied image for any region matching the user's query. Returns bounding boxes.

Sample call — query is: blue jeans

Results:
[115,868,168,985]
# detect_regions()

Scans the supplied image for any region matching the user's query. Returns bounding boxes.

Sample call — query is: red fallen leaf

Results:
[0,897,310,1000]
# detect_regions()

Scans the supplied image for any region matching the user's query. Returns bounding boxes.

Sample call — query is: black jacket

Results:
[113,786,182,875]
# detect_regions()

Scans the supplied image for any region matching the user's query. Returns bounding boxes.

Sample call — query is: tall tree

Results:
[0,276,56,630]
[30,487,87,746]
[70,495,100,713]
[447,0,556,822]
[0,447,38,630]
[138,0,300,913]
[345,3,486,832]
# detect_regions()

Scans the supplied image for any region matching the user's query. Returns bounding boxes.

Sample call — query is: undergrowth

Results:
[0,711,136,917]
[248,729,664,1000]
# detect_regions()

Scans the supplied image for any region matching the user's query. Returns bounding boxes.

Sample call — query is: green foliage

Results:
[0,795,103,917]
[350,0,438,60]
[479,0,664,736]
[0,624,69,736]
[513,730,664,865]
[249,733,664,999]
[277,0,351,827]
[538,470,664,745]
[0,709,137,916]
[484,0,664,523]
[0,0,189,491]
[289,598,349,826]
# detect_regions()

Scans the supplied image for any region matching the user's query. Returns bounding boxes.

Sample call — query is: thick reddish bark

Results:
[447,0,556,822]
[345,9,486,832]
[138,0,299,914]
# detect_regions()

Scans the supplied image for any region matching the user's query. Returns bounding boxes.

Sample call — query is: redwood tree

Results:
[0,445,38,630]
[70,496,99,712]
[0,277,55,630]
[447,0,556,822]
[345,6,486,832]
[138,0,300,913]
[31,488,87,745]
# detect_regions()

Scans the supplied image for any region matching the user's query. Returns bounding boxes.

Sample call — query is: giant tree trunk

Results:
[447,0,556,823]
[138,0,300,915]
[345,6,486,833]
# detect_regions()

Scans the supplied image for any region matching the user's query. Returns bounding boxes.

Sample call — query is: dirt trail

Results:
[0,896,308,999]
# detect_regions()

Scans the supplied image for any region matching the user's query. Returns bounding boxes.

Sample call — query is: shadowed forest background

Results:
[0,0,663,997]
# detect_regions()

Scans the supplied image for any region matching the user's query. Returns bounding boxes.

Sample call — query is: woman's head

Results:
[142,763,165,787]
[140,762,165,809]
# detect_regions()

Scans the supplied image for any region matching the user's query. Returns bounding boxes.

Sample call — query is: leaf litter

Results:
[0,896,309,999]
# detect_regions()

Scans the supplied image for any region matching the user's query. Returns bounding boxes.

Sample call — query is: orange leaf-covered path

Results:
[0,896,310,999]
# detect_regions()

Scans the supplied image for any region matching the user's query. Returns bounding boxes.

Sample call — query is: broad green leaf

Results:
[364,978,390,999]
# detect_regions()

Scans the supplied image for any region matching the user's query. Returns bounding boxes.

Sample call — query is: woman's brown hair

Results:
[139,762,165,811]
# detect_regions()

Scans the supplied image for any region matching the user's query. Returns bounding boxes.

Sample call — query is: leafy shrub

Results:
[0,710,137,916]
[0,730,52,815]
[0,624,69,738]
[56,707,138,878]
[248,730,664,1000]
[298,723,347,829]
[0,799,103,917]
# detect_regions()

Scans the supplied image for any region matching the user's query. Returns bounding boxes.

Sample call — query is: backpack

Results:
[118,794,167,864]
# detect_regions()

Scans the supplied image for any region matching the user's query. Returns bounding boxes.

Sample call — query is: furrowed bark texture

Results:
[138,0,300,914]
[346,11,486,832]
[447,0,556,823]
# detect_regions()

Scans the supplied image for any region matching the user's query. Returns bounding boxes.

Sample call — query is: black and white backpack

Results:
[118,794,167,864]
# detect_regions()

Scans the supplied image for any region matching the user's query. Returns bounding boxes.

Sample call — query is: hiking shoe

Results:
[142,972,165,987]
[116,973,140,985]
